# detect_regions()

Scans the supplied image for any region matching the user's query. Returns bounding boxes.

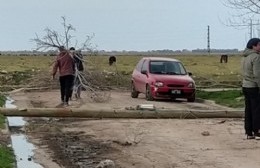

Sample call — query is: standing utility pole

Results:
[250,19,253,39]
[231,19,259,39]
[257,20,260,38]
[248,19,260,38]
[207,25,210,55]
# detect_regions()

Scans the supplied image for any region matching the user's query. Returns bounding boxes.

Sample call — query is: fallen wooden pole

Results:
[0,108,244,119]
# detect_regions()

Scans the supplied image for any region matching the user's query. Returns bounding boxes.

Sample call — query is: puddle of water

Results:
[11,134,43,168]
[5,97,44,168]
[7,117,26,127]
[5,97,26,127]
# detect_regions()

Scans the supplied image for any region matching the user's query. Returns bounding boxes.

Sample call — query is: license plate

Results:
[171,90,181,94]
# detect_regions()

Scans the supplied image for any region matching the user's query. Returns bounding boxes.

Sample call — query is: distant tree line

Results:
[191,48,239,53]
[0,48,240,56]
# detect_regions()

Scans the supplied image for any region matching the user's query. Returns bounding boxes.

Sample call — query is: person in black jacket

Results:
[69,47,84,99]
[242,38,260,140]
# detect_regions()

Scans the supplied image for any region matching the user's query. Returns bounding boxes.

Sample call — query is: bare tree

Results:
[225,0,260,16]
[32,16,111,103]
[32,16,96,51]
[223,0,260,38]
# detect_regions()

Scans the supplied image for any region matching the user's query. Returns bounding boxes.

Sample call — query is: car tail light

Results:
[187,82,195,88]
[154,81,164,87]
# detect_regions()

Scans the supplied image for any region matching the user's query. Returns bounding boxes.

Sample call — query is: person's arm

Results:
[52,57,59,79]
[253,55,260,87]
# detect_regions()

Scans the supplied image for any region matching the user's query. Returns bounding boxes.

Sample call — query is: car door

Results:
[139,59,149,93]
[132,59,144,92]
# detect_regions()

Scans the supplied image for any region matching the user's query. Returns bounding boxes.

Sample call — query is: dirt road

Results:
[10,90,260,168]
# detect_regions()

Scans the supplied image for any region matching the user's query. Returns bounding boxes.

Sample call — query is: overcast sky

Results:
[0,0,255,51]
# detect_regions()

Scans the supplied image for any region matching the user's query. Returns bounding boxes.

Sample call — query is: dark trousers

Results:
[59,75,74,103]
[242,87,260,135]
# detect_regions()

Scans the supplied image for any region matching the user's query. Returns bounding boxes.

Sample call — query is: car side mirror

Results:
[141,70,147,75]
[188,72,192,76]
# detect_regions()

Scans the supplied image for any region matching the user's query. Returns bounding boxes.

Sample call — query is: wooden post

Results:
[0,108,244,119]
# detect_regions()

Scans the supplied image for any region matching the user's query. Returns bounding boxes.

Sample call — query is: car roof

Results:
[142,57,180,62]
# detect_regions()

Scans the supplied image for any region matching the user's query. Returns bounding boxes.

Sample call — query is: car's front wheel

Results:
[146,85,154,101]
[131,82,139,98]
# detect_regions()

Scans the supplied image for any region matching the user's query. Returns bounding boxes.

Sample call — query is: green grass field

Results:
[88,54,242,84]
[0,54,242,87]
[0,54,242,78]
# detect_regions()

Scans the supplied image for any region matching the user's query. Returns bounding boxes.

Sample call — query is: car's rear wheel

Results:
[187,94,195,102]
[146,85,154,101]
[131,82,139,98]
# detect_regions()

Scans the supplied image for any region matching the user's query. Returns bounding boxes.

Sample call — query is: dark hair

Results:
[59,46,65,51]
[246,38,260,49]
[69,47,75,50]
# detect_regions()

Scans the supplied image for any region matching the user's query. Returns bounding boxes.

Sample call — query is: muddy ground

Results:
[9,89,260,168]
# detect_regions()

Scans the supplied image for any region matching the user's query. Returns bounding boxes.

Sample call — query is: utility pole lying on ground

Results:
[0,107,244,119]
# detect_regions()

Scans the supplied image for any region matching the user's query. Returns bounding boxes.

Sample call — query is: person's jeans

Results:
[242,87,260,135]
[59,75,74,103]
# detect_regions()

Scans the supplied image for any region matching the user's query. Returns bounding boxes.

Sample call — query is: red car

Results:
[131,57,196,102]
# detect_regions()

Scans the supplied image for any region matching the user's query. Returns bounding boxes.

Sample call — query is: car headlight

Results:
[154,81,164,87]
[187,82,195,88]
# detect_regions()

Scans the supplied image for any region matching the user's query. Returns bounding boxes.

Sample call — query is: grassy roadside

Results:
[0,95,6,128]
[0,94,15,168]
[0,146,15,168]
[196,90,244,108]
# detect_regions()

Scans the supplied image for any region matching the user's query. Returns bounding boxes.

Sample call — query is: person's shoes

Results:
[255,136,260,140]
[63,102,69,107]
[255,133,260,140]
[246,132,255,139]
[56,102,65,108]
[247,135,255,139]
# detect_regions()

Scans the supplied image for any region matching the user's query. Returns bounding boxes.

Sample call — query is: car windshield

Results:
[149,61,187,75]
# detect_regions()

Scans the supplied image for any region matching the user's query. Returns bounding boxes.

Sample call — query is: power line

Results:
[231,19,260,39]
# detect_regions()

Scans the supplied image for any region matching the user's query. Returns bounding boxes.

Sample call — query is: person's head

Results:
[69,47,75,51]
[59,46,65,52]
[246,38,260,51]
[69,47,76,54]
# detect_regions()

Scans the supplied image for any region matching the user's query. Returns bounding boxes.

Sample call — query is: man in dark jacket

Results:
[69,47,84,99]
[52,46,75,107]
[242,38,260,140]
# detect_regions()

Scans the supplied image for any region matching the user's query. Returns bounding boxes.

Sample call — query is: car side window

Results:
[177,62,187,74]
[136,59,144,72]
[141,60,148,72]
